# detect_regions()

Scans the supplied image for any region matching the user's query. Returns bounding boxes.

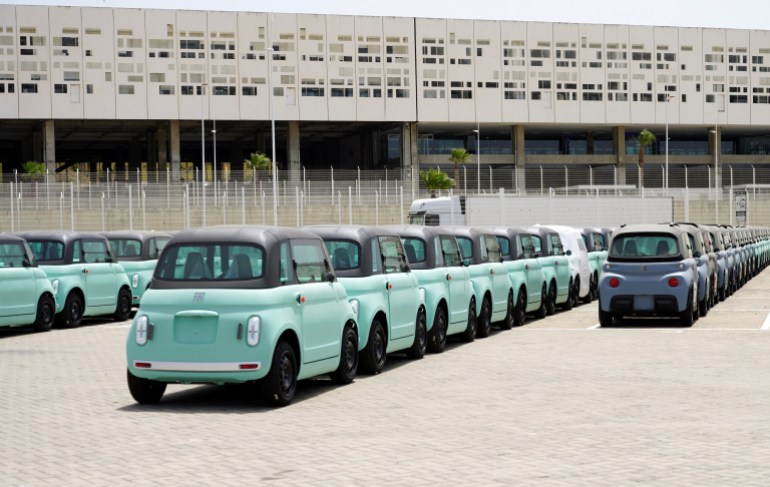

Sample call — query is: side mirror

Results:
[22,254,33,268]
[499,256,505,263]
[325,271,336,282]
[400,262,410,273]
[463,258,471,267]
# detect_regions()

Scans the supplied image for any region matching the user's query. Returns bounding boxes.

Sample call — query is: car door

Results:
[82,239,118,310]
[379,236,417,341]
[520,234,545,306]
[0,242,36,318]
[290,239,343,364]
[483,234,509,313]
[440,235,470,325]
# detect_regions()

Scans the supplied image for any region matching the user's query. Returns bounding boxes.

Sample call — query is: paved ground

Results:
[3,269,770,486]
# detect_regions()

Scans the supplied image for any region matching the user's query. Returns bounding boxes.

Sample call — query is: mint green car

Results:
[306,225,427,375]
[527,227,572,314]
[450,227,513,337]
[0,235,56,332]
[18,231,133,327]
[104,231,171,306]
[386,225,477,353]
[126,227,359,407]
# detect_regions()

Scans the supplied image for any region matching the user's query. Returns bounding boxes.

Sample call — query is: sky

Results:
[0,0,768,30]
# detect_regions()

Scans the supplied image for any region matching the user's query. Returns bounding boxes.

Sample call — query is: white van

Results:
[536,225,592,304]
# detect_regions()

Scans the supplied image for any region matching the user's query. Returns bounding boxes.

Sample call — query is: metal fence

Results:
[3,164,770,232]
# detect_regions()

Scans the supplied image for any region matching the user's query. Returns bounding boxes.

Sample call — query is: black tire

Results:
[535,284,548,319]
[460,298,477,342]
[56,292,83,328]
[599,309,614,327]
[561,279,574,311]
[545,282,557,316]
[262,341,298,406]
[127,369,166,404]
[680,288,695,327]
[698,294,709,318]
[406,308,427,359]
[32,294,55,332]
[499,290,515,330]
[590,273,599,301]
[360,318,387,375]
[114,286,133,321]
[513,287,527,327]
[329,325,358,384]
[476,295,492,338]
[427,306,448,353]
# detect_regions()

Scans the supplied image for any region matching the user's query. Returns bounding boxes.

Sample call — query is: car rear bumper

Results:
[608,294,681,317]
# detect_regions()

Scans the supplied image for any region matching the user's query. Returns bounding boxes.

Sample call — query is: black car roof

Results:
[17,231,109,244]
[168,226,320,248]
[101,230,173,242]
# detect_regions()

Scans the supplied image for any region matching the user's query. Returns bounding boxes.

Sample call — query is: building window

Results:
[21,83,37,93]
[159,85,175,95]
[301,87,324,96]
[54,83,67,94]
[118,85,135,95]
[86,84,93,94]
[242,86,257,96]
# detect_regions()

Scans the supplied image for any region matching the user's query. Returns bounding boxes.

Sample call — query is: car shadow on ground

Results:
[603,317,692,328]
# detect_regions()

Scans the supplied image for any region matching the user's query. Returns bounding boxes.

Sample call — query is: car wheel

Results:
[262,341,298,406]
[582,276,594,304]
[427,306,447,353]
[514,287,527,327]
[32,294,55,332]
[698,294,709,318]
[545,282,557,316]
[56,292,83,328]
[535,284,548,319]
[680,288,695,327]
[406,308,427,359]
[361,318,387,375]
[127,369,166,404]
[590,273,600,301]
[114,286,133,321]
[599,309,614,327]
[561,279,574,311]
[329,324,358,384]
[460,297,477,342]
[476,295,492,338]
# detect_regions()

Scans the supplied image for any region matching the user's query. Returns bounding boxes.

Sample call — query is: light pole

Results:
[268,47,278,226]
[473,123,480,194]
[665,93,675,194]
[711,124,719,223]
[200,82,207,226]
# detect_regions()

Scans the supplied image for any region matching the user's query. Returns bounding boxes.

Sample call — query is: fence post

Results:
[9,181,14,232]
[331,166,334,206]
[348,186,353,224]
[101,192,105,231]
[128,184,133,231]
[296,187,300,226]
[261,191,266,225]
[400,186,404,225]
[489,165,493,193]
[540,166,544,196]
[242,186,246,225]
[142,190,146,230]
[70,182,75,231]
[338,191,342,224]
[499,187,504,225]
[375,191,379,226]
[59,192,64,230]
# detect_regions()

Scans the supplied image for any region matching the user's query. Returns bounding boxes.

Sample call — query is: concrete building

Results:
[2,4,770,190]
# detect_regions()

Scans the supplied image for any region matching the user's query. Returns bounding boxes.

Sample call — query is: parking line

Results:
[761,312,770,331]
[587,323,601,330]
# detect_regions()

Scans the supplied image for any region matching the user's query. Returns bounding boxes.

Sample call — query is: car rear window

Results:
[0,242,27,268]
[609,234,680,261]
[402,237,426,264]
[156,244,264,281]
[323,240,361,271]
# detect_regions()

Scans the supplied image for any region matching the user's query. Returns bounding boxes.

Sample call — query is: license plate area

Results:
[634,295,654,311]
[174,316,218,344]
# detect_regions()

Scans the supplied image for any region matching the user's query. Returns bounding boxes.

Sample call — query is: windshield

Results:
[155,243,264,281]
[109,238,142,259]
[27,240,64,262]
[609,233,681,261]
[0,242,28,268]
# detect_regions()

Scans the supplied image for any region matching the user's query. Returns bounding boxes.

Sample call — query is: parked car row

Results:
[598,223,770,327]
[123,224,622,407]
[0,231,171,331]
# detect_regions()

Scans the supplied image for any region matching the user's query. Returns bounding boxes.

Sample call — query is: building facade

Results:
[2,5,770,189]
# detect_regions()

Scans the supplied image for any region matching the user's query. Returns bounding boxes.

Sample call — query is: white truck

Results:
[408,196,466,225]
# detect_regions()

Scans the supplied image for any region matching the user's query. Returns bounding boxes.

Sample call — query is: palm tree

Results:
[22,160,46,174]
[448,147,470,192]
[637,129,656,189]
[420,167,454,198]
[243,152,272,183]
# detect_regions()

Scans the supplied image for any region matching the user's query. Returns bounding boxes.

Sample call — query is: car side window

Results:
[440,236,462,267]
[594,233,606,251]
[72,240,83,263]
[484,235,501,262]
[83,240,109,263]
[291,239,329,283]
[279,241,291,285]
[0,243,26,268]
[402,237,426,264]
[456,237,473,261]
[549,234,564,255]
[496,236,511,259]
[379,237,407,274]
[515,236,525,259]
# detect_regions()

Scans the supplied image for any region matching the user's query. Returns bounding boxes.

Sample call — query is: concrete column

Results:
[43,120,56,174]
[287,120,300,182]
[257,132,266,154]
[708,126,722,189]
[157,125,168,169]
[32,130,43,163]
[401,122,419,195]
[613,126,627,185]
[586,131,595,155]
[169,120,181,181]
[512,125,526,193]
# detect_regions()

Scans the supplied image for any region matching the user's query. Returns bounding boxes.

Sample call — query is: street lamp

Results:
[665,93,675,194]
[711,124,720,223]
[267,47,278,226]
[472,123,480,194]
[200,82,207,226]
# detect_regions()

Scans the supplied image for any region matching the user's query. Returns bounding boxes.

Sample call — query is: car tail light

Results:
[609,277,619,288]
[668,277,679,287]
[246,316,261,347]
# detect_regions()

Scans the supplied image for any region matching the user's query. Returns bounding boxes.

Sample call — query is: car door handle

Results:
[525,264,530,270]
[490,269,495,276]
[446,274,452,281]
[82,268,89,274]
[385,282,392,290]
